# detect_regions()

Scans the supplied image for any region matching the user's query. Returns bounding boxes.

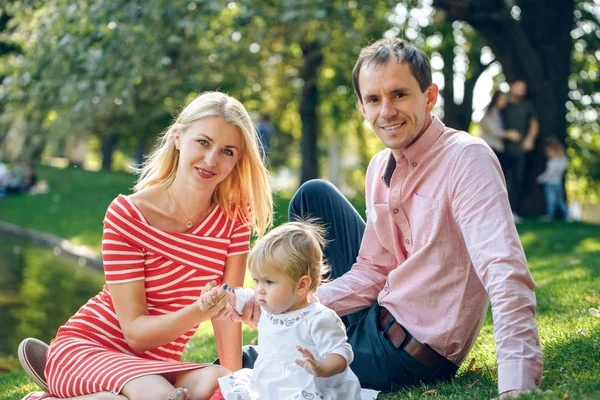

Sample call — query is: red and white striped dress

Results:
[45,195,250,398]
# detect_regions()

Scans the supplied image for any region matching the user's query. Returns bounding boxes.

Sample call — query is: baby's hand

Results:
[222,284,238,319]
[214,284,238,321]
[295,346,324,377]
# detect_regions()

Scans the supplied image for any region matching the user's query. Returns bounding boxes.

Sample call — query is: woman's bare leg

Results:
[28,373,180,400]
[172,366,230,400]
[24,393,127,400]
[121,375,176,400]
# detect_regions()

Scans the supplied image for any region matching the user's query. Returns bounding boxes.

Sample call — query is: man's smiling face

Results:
[358,60,438,157]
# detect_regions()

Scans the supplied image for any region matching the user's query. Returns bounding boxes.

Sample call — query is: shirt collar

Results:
[380,115,445,187]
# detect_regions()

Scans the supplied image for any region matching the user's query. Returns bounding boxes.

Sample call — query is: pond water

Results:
[0,232,104,363]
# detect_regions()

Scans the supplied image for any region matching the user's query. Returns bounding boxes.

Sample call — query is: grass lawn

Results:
[1,166,599,399]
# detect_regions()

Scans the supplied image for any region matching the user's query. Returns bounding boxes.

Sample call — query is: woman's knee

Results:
[121,374,174,400]
[180,365,229,400]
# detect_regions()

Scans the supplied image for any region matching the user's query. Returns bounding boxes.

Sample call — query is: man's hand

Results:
[521,138,535,151]
[231,295,261,328]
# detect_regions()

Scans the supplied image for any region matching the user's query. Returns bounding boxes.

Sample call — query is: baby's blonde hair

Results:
[248,220,330,292]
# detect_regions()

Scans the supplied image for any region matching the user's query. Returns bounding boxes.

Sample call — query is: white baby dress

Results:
[218,289,377,400]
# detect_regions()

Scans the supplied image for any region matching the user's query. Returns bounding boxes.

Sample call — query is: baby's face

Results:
[252,270,300,314]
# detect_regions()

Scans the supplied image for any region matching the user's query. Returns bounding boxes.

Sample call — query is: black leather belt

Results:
[378,306,452,372]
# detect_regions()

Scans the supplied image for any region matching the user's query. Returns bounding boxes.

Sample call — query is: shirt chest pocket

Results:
[407,193,440,247]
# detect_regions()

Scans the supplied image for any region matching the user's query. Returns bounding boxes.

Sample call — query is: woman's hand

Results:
[197,281,230,317]
[505,129,522,142]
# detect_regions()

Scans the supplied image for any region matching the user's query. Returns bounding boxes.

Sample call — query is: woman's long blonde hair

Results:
[133,91,273,237]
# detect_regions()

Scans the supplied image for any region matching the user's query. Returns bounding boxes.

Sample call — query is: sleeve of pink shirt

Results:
[316,153,401,316]
[450,143,543,394]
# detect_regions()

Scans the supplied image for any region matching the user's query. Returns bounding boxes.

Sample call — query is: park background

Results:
[0,0,599,399]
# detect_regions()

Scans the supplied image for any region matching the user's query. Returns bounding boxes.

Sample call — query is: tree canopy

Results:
[1,0,598,206]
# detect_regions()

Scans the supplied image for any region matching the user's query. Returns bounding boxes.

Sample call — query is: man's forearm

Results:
[525,118,539,141]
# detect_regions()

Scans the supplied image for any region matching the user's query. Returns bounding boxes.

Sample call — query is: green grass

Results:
[0,165,135,252]
[1,166,599,399]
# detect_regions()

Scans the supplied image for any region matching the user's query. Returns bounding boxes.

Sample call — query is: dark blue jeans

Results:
[503,151,526,214]
[543,183,568,218]
[238,180,458,391]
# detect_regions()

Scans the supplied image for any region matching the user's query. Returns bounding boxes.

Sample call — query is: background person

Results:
[257,114,275,160]
[479,89,515,174]
[537,137,570,221]
[502,79,540,222]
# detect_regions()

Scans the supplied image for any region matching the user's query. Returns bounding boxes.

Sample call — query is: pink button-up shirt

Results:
[316,116,543,394]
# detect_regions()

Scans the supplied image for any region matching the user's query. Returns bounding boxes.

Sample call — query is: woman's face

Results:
[174,116,243,192]
[495,93,509,110]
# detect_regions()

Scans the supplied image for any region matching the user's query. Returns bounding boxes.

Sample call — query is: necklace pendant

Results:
[185,220,193,229]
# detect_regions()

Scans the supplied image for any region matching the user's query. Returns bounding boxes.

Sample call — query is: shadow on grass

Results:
[519,222,599,316]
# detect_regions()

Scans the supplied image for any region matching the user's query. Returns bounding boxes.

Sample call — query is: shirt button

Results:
[412,162,417,167]
[393,208,399,214]
[405,239,410,245]
[383,285,388,291]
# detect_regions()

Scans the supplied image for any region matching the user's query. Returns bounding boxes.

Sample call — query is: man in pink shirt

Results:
[241,39,542,398]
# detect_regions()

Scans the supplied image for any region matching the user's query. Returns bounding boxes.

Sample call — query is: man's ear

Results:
[358,99,366,117]
[425,83,439,113]
[296,275,312,295]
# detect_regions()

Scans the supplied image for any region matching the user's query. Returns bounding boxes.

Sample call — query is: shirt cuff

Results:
[498,359,543,395]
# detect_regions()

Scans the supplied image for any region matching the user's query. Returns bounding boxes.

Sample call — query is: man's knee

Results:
[289,179,338,217]
[296,179,336,196]
[241,345,259,369]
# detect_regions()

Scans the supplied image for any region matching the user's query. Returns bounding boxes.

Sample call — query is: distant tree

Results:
[231,1,396,184]
[1,0,224,168]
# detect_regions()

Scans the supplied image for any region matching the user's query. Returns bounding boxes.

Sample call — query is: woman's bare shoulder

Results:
[128,186,173,230]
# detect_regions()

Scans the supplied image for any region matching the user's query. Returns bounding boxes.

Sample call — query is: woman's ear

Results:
[296,275,313,295]
[173,129,181,150]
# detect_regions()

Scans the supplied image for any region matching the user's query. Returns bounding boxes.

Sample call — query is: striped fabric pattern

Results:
[45,195,250,397]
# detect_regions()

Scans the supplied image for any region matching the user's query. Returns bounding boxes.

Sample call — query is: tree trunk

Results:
[438,19,490,132]
[328,136,341,187]
[23,119,45,163]
[299,39,323,184]
[100,134,117,171]
[433,0,575,215]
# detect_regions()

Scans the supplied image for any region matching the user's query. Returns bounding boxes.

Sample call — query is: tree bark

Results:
[438,20,489,132]
[100,134,117,171]
[299,39,323,184]
[433,0,575,215]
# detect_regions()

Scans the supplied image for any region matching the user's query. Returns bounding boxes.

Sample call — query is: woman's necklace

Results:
[167,189,207,229]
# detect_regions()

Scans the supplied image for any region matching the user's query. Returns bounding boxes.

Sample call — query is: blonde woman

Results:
[19,92,273,400]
